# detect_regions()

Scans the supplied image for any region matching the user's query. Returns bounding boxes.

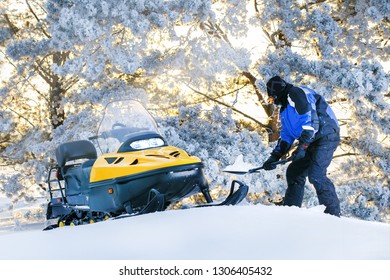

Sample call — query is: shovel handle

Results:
[248,158,290,173]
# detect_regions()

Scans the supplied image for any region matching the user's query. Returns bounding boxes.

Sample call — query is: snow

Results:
[223,154,256,173]
[0,157,389,279]
[0,199,389,279]
[0,203,388,260]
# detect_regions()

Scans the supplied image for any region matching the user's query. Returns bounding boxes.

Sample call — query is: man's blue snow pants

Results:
[284,134,341,216]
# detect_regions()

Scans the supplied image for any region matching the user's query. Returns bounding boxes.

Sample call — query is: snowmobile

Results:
[45,100,248,229]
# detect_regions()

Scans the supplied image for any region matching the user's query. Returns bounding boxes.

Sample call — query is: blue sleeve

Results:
[298,110,316,145]
[280,129,295,145]
[290,87,318,145]
[278,105,311,145]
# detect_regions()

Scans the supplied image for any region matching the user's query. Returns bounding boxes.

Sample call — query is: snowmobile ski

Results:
[195,180,249,207]
[102,181,248,224]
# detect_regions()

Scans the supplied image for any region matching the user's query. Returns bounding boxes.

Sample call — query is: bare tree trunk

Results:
[198,19,280,142]
[48,52,67,129]
[49,77,64,128]
[241,71,280,142]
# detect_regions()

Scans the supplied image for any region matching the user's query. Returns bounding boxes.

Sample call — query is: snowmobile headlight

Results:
[130,138,165,150]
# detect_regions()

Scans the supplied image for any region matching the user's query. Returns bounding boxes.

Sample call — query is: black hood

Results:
[266,76,292,107]
[276,83,293,108]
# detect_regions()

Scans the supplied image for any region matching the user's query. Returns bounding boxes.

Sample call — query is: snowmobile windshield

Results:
[97,100,163,154]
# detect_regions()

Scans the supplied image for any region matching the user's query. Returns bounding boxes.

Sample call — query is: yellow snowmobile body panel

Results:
[90,146,201,183]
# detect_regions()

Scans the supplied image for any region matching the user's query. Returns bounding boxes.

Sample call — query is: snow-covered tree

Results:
[42,0,279,140]
[0,0,388,223]
[253,0,389,221]
[1,0,262,201]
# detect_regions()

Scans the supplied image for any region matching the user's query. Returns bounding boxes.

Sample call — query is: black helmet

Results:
[266,76,287,105]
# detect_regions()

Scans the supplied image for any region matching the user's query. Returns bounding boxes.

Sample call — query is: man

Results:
[263,76,341,217]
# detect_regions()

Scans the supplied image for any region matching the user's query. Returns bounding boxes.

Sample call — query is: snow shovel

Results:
[223,158,291,175]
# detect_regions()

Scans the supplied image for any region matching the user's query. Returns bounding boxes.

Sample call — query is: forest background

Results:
[0,0,388,225]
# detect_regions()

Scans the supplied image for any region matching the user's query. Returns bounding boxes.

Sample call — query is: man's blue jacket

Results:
[273,85,339,157]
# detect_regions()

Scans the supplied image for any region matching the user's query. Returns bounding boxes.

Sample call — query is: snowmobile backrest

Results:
[56,140,97,167]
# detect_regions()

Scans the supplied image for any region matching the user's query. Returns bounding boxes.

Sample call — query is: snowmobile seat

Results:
[55,140,97,196]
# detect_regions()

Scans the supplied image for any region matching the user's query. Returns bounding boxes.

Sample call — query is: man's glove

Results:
[291,144,308,161]
[262,155,280,170]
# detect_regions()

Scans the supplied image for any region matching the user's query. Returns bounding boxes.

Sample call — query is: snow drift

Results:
[0,204,388,260]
